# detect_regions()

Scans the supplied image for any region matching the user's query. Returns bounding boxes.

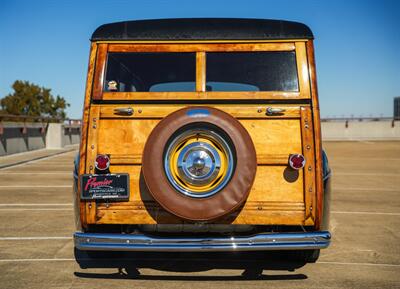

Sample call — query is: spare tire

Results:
[142,106,257,221]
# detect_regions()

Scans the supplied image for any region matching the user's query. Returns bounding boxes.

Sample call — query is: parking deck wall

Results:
[0,122,80,156]
[321,120,400,141]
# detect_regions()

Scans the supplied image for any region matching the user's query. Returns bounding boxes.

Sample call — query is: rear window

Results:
[206,52,298,92]
[103,51,298,93]
[104,52,196,92]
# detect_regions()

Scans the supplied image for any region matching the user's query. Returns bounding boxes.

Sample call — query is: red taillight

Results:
[289,154,306,170]
[95,154,110,171]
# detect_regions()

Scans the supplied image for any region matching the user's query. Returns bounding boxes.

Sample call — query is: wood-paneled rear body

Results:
[78,40,323,228]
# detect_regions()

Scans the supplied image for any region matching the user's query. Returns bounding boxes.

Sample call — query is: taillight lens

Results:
[289,154,306,170]
[95,154,110,171]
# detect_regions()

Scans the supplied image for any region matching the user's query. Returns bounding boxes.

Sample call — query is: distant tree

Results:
[0,80,70,119]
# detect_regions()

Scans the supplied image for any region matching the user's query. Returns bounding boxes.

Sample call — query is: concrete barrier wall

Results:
[322,121,400,141]
[63,126,81,146]
[0,122,46,156]
[0,122,81,156]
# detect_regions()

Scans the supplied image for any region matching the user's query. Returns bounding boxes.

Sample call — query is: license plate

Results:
[80,174,129,200]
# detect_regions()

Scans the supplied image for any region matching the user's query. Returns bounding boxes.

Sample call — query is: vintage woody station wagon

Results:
[73,18,331,273]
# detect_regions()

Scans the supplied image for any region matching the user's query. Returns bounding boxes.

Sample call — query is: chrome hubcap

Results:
[177,142,221,186]
[164,128,235,198]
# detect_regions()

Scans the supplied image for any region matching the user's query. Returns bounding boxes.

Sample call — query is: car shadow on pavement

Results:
[75,251,309,281]
[74,271,307,281]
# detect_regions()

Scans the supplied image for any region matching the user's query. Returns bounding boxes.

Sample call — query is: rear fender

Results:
[321,150,331,230]
[73,154,82,231]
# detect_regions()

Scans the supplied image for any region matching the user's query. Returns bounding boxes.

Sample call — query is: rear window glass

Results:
[104,52,196,92]
[206,52,299,92]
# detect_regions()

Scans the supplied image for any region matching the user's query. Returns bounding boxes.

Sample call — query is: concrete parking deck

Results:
[0,144,78,169]
[0,141,399,289]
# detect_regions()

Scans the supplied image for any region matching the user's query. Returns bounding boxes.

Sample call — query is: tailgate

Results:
[82,104,317,226]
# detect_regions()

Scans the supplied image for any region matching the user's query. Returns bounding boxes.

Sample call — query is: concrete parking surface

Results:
[0,141,399,289]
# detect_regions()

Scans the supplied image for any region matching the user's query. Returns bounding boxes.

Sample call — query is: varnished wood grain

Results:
[78,43,97,229]
[307,40,324,229]
[96,118,302,164]
[97,119,159,158]
[79,40,321,227]
[96,39,305,44]
[196,52,206,91]
[101,91,303,100]
[295,42,311,99]
[96,209,306,225]
[95,165,305,225]
[240,119,302,159]
[92,42,310,101]
[301,106,316,225]
[109,153,292,166]
[92,43,108,100]
[99,104,302,119]
[84,106,100,224]
[108,43,295,53]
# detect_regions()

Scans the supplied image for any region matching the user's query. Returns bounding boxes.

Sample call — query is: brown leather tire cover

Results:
[142,106,257,221]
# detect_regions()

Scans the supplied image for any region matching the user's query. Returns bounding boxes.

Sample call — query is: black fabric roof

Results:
[91,18,313,41]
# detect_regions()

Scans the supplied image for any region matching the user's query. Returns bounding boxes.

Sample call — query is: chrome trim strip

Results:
[74,231,331,252]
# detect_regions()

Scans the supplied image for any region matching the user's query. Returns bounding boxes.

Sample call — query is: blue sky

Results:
[0,0,399,119]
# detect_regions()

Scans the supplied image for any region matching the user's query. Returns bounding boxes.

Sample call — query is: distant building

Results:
[395,97,400,120]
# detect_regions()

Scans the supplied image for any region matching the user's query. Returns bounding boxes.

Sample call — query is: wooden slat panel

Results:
[248,166,304,203]
[99,104,301,119]
[95,165,305,225]
[295,42,311,99]
[94,42,309,101]
[96,209,306,225]
[98,201,305,211]
[85,106,100,224]
[301,106,316,225]
[196,52,206,91]
[229,210,305,225]
[92,44,108,100]
[96,39,305,44]
[240,119,302,158]
[108,43,295,53]
[110,155,142,165]
[105,165,304,204]
[102,91,303,100]
[97,119,302,163]
[306,41,324,229]
[97,119,159,158]
[109,153,290,165]
[78,43,97,229]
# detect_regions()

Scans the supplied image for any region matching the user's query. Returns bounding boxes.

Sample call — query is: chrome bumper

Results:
[74,231,331,252]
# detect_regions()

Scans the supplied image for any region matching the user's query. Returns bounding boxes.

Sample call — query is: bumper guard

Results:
[74,231,331,252]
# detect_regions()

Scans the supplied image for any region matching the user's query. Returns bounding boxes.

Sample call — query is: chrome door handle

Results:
[114,107,134,115]
[266,107,286,115]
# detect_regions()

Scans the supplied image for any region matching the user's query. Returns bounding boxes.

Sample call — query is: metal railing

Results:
[0,114,81,124]
[321,116,397,122]
[321,116,398,128]
[0,114,81,135]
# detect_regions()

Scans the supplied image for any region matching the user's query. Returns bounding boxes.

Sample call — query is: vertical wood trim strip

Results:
[78,43,97,229]
[84,106,100,224]
[92,43,108,100]
[295,42,311,99]
[301,106,316,225]
[306,40,324,229]
[196,52,206,92]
